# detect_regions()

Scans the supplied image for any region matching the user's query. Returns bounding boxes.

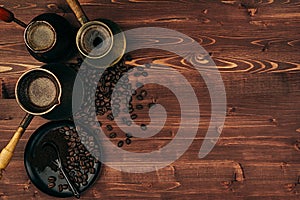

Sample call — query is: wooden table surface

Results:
[0,0,300,199]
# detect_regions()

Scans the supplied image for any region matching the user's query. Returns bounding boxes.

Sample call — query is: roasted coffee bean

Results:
[140,90,147,97]
[59,128,65,133]
[126,133,133,138]
[89,161,94,167]
[134,72,140,77]
[48,176,56,183]
[129,107,134,113]
[58,184,63,192]
[69,151,74,156]
[142,71,148,77]
[70,142,76,148]
[69,171,75,177]
[86,162,90,168]
[76,138,81,143]
[58,174,64,179]
[85,152,91,157]
[77,177,83,183]
[89,168,96,174]
[131,114,138,120]
[122,117,127,124]
[89,141,95,147]
[118,140,124,147]
[148,103,156,108]
[82,181,88,186]
[106,125,113,131]
[109,131,117,139]
[136,104,143,110]
[63,184,68,190]
[141,124,147,131]
[80,160,85,166]
[125,138,132,145]
[136,95,143,101]
[68,165,74,170]
[132,90,137,96]
[48,182,55,189]
[82,174,88,181]
[125,120,132,126]
[107,113,114,121]
[136,82,143,88]
[77,171,83,177]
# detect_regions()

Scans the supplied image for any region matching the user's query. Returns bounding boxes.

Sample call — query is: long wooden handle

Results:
[0,113,33,179]
[65,0,89,25]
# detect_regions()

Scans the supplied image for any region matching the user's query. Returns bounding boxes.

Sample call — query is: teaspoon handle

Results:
[58,165,80,198]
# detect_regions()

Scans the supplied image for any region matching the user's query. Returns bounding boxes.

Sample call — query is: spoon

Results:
[43,142,80,199]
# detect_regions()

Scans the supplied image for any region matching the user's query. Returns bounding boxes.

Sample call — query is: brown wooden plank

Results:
[0,0,299,199]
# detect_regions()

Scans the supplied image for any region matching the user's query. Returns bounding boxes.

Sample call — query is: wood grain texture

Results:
[0,0,299,199]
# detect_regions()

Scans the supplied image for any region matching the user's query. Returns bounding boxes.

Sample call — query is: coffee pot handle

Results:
[0,7,14,22]
[0,7,27,28]
[0,113,33,180]
[65,0,89,25]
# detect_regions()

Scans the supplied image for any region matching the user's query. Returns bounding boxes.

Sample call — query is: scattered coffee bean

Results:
[126,133,133,138]
[136,95,143,101]
[126,120,132,126]
[131,90,137,96]
[140,90,147,97]
[106,124,113,131]
[131,114,137,120]
[148,103,156,108]
[107,113,114,121]
[63,184,68,190]
[136,82,143,88]
[125,138,131,145]
[58,172,64,179]
[82,181,88,186]
[58,184,63,192]
[109,132,117,138]
[136,104,143,110]
[118,141,124,147]
[89,168,95,174]
[142,71,148,77]
[141,124,147,131]
[77,177,83,183]
[48,176,56,183]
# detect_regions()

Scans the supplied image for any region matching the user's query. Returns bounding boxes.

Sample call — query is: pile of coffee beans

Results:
[30,124,100,193]
[73,55,156,148]
[58,125,100,189]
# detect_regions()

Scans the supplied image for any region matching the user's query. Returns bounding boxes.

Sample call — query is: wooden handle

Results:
[0,7,14,23]
[0,7,27,28]
[65,0,89,25]
[0,114,33,179]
